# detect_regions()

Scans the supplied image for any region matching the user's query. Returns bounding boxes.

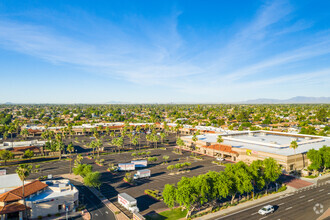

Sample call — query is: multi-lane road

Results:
[70,180,116,220]
[212,181,330,220]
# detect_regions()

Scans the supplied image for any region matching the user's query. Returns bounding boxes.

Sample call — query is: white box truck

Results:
[131,160,148,168]
[133,169,151,180]
[118,163,135,171]
[118,193,139,213]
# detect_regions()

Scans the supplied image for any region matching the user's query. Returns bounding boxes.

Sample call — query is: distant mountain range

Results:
[241,96,330,104]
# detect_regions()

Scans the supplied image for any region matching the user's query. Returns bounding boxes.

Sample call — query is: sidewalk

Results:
[195,187,295,220]
[300,173,330,184]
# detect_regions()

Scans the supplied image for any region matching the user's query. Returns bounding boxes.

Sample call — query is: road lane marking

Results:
[319,189,324,192]
[308,199,314,202]
[299,195,305,198]
[251,213,257,215]
[278,203,284,205]
[285,207,292,210]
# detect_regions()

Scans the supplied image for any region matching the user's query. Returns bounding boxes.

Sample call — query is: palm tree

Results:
[90,141,96,156]
[96,139,103,157]
[216,135,224,158]
[127,132,133,148]
[67,143,74,174]
[176,138,185,154]
[132,137,139,151]
[56,141,65,160]
[20,129,29,140]
[8,126,15,140]
[136,126,141,149]
[160,132,166,144]
[16,164,32,220]
[154,134,160,149]
[290,140,298,170]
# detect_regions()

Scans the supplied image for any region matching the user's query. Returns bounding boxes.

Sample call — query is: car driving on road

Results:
[258,205,274,215]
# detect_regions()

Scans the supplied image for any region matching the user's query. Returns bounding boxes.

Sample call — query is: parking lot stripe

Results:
[251,213,257,215]
[278,203,284,205]
[308,199,314,202]
[285,207,292,210]
[259,216,268,220]
[319,189,324,192]
[299,195,305,198]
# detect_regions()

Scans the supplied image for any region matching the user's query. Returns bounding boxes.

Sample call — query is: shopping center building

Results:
[181,130,330,171]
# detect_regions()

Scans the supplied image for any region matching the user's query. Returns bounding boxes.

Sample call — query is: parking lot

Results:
[3,134,230,216]
[87,147,230,216]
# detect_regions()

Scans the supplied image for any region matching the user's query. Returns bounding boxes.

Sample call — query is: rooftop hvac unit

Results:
[305,137,312,140]
[270,141,277,145]
[291,138,298,141]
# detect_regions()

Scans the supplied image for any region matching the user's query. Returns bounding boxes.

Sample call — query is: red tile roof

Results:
[0,202,30,214]
[202,144,238,155]
[0,180,48,202]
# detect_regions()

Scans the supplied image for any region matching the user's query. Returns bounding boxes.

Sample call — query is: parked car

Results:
[216,157,224,161]
[258,205,274,215]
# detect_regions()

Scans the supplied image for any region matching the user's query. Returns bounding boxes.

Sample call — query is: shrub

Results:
[278,185,287,192]
[167,165,175,171]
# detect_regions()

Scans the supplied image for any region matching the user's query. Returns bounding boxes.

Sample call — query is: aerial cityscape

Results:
[0,1,329,220]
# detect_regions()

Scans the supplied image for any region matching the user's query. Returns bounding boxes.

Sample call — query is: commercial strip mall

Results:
[181,130,330,171]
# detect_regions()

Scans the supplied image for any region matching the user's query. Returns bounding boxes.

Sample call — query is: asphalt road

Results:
[212,182,330,220]
[70,180,116,220]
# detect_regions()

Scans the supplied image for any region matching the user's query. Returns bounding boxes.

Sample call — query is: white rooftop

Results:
[0,174,22,193]
[185,131,330,156]
[26,179,77,203]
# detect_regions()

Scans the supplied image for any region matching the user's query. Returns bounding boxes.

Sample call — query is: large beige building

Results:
[181,130,329,171]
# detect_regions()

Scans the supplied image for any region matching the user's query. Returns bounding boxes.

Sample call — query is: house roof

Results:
[0,180,48,202]
[0,202,31,214]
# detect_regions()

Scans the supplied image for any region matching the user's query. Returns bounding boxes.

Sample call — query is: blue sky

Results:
[0,0,329,103]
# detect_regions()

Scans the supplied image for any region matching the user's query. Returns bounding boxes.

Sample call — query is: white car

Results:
[258,205,274,215]
[216,157,225,161]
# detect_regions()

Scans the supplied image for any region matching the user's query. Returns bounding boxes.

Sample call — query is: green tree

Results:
[16,164,32,220]
[23,149,34,159]
[56,141,66,160]
[20,129,29,140]
[176,177,199,218]
[160,132,166,144]
[250,160,265,190]
[290,141,298,170]
[84,171,101,188]
[0,150,14,165]
[263,158,281,194]
[163,184,177,208]
[307,149,323,175]
[225,162,253,204]
[67,143,74,174]
[176,137,185,153]
[319,146,330,172]
[163,155,170,164]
